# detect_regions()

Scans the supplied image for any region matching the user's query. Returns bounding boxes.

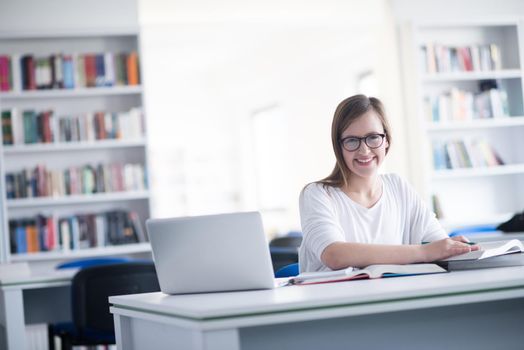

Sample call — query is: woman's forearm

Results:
[321,238,477,270]
[321,242,425,269]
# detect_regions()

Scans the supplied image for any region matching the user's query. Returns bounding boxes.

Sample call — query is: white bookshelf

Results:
[4,138,146,154]
[426,115,524,131]
[10,242,151,262]
[405,20,524,231]
[6,190,150,208]
[0,85,143,99]
[421,69,522,82]
[432,163,524,180]
[0,29,152,263]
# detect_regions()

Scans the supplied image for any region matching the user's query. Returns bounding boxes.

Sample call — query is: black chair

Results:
[48,262,160,350]
[269,231,302,274]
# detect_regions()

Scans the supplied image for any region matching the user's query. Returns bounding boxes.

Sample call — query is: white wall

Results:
[138,1,401,235]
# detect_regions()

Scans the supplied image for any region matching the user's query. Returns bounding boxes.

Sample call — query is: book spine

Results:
[104,52,115,86]
[46,216,56,250]
[129,211,146,242]
[0,56,10,91]
[74,54,86,88]
[95,214,106,247]
[26,220,39,253]
[9,221,17,253]
[126,52,139,85]
[2,109,14,145]
[16,222,27,253]
[95,54,105,87]
[85,54,96,87]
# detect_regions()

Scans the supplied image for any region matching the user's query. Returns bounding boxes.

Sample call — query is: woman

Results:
[298,95,478,272]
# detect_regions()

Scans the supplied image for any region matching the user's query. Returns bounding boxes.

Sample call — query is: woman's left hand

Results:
[450,235,471,244]
[450,235,480,251]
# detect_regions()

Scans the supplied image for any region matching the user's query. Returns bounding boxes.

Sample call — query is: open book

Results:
[441,239,524,261]
[288,263,446,285]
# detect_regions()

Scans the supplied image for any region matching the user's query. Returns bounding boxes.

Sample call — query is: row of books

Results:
[5,163,147,199]
[424,87,509,122]
[0,52,140,91]
[432,139,504,170]
[1,107,143,145]
[8,210,146,254]
[0,55,13,91]
[421,43,502,74]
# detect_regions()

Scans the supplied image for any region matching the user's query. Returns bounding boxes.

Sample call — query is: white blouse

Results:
[298,173,447,272]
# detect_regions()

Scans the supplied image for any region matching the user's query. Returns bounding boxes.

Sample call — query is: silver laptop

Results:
[146,211,275,294]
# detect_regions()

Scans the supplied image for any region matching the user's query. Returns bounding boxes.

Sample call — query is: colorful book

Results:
[95,54,106,87]
[46,216,57,251]
[21,55,36,90]
[62,54,75,89]
[75,54,86,88]
[2,109,14,145]
[59,219,71,251]
[126,52,139,85]
[16,223,27,253]
[104,52,115,86]
[0,55,12,91]
[25,222,39,253]
[129,211,146,242]
[22,110,37,144]
[84,54,97,87]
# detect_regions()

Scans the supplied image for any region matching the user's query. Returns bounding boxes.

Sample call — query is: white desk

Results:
[110,266,524,350]
[0,268,76,350]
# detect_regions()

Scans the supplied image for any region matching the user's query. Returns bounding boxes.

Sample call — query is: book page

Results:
[289,267,372,285]
[478,239,524,260]
[294,266,355,282]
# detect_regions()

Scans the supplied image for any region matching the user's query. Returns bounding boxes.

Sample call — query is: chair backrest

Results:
[269,234,302,248]
[448,224,497,237]
[72,262,160,334]
[57,257,131,269]
[269,232,302,273]
[275,262,299,278]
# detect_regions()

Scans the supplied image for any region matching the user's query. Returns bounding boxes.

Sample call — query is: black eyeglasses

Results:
[340,133,386,152]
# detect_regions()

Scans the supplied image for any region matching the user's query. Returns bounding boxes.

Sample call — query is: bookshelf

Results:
[405,20,524,231]
[0,29,151,263]
[0,85,143,99]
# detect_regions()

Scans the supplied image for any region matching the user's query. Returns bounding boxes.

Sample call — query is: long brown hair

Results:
[319,94,392,188]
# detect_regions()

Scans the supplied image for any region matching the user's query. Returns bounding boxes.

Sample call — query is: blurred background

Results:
[1,0,524,244]
[2,2,524,346]
[140,0,403,237]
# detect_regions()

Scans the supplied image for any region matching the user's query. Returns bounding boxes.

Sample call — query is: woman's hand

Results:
[449,235,473,244]
[420,236,480,262]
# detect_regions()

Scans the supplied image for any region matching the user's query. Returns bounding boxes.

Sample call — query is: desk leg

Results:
[113,312,131,350]
[113,312,240,350]
[0,289,28,350]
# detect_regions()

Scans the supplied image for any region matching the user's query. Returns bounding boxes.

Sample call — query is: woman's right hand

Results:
[420,238,480,262]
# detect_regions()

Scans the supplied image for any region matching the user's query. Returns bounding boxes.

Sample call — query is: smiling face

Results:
[340,110,389,180]
[322,95,392,188]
